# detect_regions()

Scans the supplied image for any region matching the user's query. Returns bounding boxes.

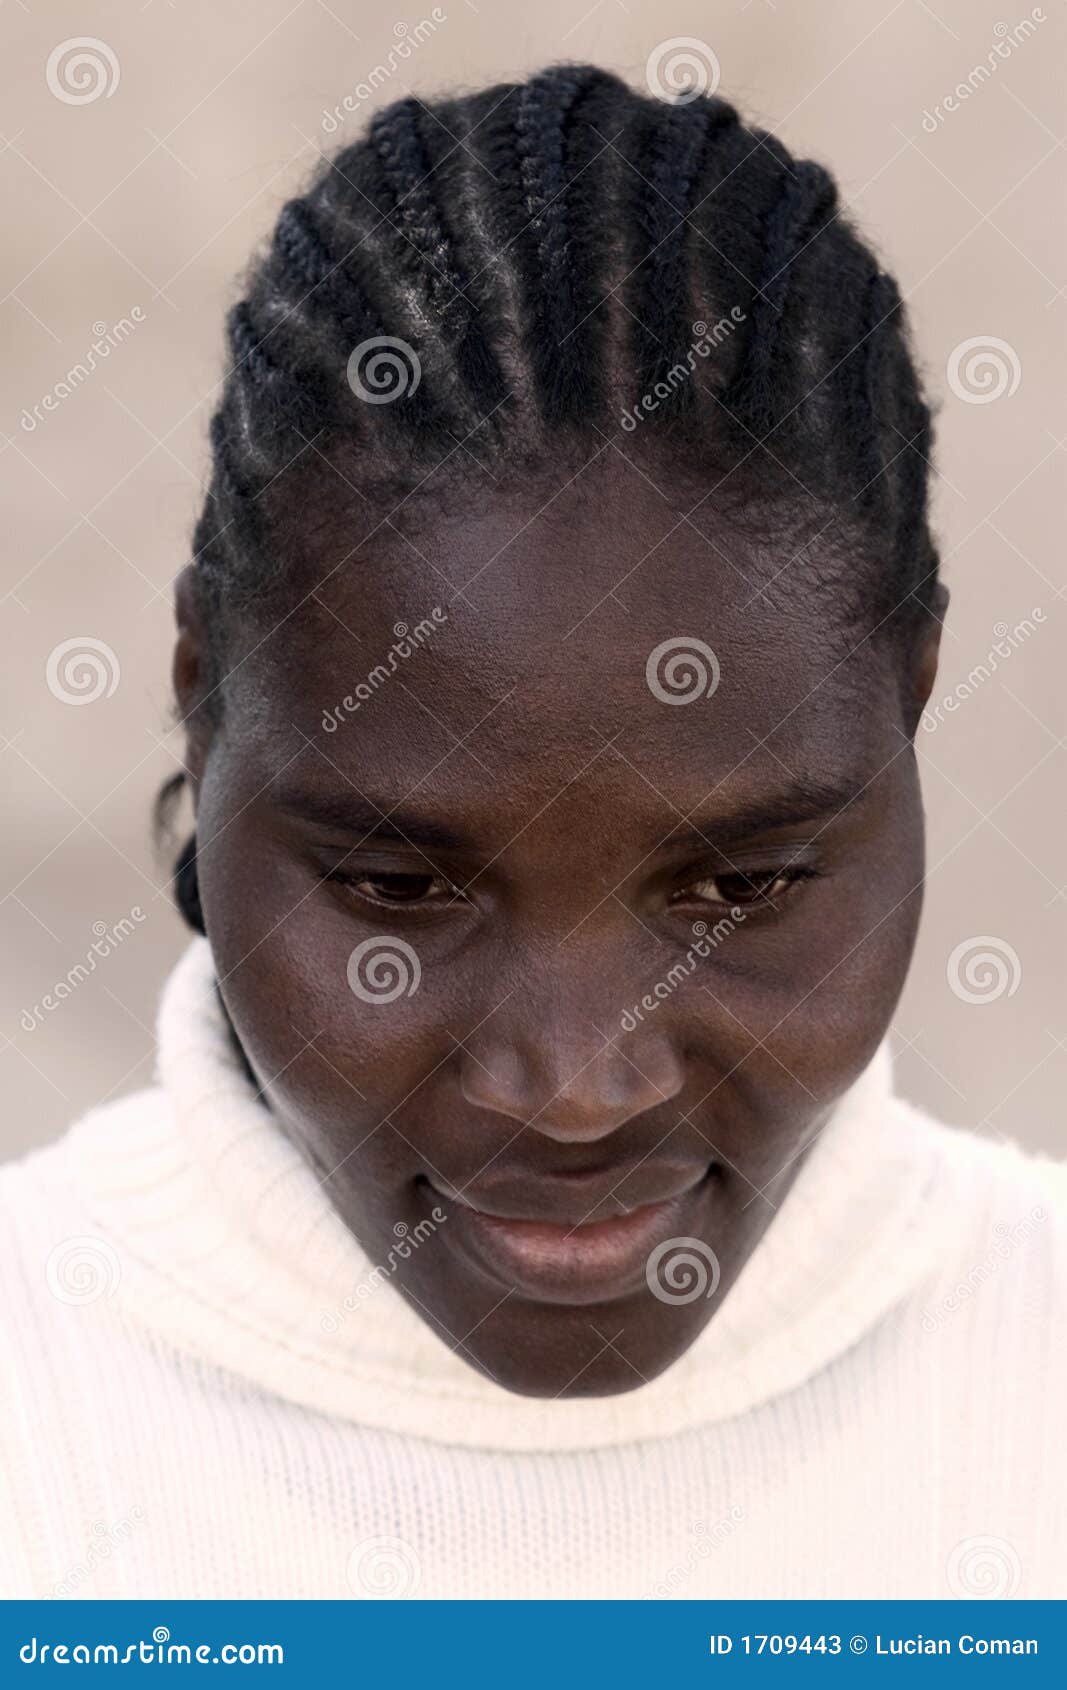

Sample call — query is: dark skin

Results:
[174,452,944,1399]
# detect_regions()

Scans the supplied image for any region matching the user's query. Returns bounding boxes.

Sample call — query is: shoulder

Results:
[917,1100,1065,1219]
[893,1094,1067,1330]
[0,1087,178,1597]
[0,1086,170,1337]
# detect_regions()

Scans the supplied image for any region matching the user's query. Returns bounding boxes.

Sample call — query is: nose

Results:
[459,1007,685,1145]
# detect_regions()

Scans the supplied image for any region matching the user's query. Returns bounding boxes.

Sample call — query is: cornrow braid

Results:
[179,61,939,728]
[859,269,904,502]
[512,65,615,422]
[367,98,506,412]
[894,394,937,608]
[626,99,721,410]
[371,97,466,319]
[270,197,385,358]
[723,157,839,435]
[168,64,943,930]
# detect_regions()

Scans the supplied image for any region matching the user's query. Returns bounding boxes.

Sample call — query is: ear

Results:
[904,582,949,736]
[173,564,215,798]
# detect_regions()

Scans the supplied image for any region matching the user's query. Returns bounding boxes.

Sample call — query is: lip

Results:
[424,1165,714,1305]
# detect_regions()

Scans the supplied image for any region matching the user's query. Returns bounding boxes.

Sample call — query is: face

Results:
[178,452,939,1398]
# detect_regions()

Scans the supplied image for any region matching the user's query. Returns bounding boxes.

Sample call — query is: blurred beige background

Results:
[1,0,1063,1160]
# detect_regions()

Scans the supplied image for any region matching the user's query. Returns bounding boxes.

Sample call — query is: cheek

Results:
[208,912,457,1241]
[762,899,918,1098]
[209,909,457,1130]
[195,805,451,1133]
[674,803,924,1141]
[708,830,924,1111]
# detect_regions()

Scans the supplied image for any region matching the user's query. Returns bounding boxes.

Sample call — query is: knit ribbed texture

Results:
[1,940,1063,1598]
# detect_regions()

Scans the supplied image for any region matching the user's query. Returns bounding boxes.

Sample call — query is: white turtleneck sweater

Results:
[1,940,1063,1600]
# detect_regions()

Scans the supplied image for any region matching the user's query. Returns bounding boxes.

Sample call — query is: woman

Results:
[2,65,1062,1600]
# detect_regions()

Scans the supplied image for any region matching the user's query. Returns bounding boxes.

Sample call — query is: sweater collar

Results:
[71,939,946,1451]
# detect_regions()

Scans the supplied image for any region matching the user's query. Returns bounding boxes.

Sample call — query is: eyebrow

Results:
[272,771,867,862]
[661,774,869,856]
[271,786,475,854]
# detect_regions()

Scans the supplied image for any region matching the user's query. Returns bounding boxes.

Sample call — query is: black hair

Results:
[166,62,939,933]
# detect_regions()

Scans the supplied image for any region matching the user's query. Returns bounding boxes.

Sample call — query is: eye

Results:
[332,870,464,908]
[676,865,816,910]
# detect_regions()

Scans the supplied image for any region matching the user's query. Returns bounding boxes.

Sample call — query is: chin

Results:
[499,1362,668,1401]
[453,1294,712,1401]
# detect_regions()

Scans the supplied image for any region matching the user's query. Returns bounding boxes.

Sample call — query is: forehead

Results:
[229,455,899,815]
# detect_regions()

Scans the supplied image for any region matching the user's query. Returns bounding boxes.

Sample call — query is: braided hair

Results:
[169,63,939,931]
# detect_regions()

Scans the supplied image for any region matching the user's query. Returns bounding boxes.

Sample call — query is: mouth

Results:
[421,1164,716,1306]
